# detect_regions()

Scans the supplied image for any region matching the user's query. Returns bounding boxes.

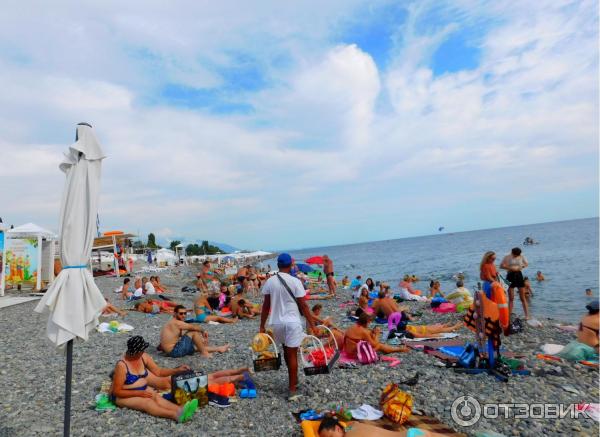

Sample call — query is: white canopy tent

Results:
[1,223,56,295]
[155,248,177,266]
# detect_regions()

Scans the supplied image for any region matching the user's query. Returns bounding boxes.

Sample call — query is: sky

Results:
[0,0,598,250]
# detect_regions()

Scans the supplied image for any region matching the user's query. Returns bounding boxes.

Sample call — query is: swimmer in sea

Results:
[586,288,593,297]
[535,271,545,281]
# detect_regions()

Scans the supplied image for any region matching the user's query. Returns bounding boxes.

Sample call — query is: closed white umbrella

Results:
[34,122,107,436]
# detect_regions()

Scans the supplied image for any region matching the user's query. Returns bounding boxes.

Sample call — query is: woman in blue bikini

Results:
[110,336,198,422]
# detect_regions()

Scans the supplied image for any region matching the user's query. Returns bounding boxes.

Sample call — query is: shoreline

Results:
[0,265,597,436]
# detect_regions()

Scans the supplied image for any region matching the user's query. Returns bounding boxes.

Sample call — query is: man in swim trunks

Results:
[160,305,230,358]
[500,247,530,319]
[322,255,336,296]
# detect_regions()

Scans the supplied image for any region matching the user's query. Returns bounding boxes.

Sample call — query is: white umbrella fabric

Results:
[34,123,107,436]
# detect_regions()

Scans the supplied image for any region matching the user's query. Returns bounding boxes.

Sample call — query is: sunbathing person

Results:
[394,313,463,338]
[189,295,237,324]
[372,291,406,319]
[160,305,230,358]
[318,416,445,437]
[134,299,178,314]
[102,297,127,317]
[110,336,197,423]
[343,313,407,356]
[429,280,445,298]
[232,298,257,319]
[445,280,473,309]
[311,304,344,346]
[132,277,144,299]
[118,278,132,300]
[231,288,260,315]
[578,301,599,350]
[356,288,374,314]
[153,276,171,293]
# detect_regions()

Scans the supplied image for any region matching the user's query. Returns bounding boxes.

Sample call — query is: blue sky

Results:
[0,0,597,250]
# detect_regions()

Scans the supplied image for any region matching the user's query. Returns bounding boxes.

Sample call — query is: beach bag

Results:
[380,383,413,424]
[432,302,456,313]
[430,297,446,308]
[171,370,208,407]
[457,343,478,368]
[507,317,524,336]
[357,341,378,364]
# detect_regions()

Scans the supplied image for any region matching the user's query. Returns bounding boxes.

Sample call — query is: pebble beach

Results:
[1,265,598,437]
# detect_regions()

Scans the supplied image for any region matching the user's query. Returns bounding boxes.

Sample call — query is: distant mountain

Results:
[207,241,239,253]
[154,236,239,253]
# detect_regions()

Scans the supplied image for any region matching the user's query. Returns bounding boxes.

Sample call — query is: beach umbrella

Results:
[296,263,314,273]
[305,255,324,265]
[34,123,107,437]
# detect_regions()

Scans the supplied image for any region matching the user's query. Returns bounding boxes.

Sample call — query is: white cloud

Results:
[0,0,596,248]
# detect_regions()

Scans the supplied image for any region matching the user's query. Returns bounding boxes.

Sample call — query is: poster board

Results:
[0,229,5,296]
[4,238,39,288]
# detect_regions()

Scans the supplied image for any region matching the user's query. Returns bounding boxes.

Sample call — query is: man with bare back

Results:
[160,305,230,358]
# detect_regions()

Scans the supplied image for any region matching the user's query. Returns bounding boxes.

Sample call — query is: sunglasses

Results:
[177,312,187,316]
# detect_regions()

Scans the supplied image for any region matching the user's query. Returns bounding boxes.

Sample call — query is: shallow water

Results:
[283,218,599,323]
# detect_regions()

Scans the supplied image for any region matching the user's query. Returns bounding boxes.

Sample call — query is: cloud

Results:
[0,0,596,249]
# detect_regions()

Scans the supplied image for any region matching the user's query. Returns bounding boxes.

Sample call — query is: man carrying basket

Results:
[259,253,316,401]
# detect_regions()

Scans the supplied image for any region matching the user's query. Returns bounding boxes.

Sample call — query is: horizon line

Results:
[273,215,599,253]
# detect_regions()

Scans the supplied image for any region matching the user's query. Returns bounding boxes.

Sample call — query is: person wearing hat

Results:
[578,301,599,350]
[110,336,198,422]
[259,253,316,401]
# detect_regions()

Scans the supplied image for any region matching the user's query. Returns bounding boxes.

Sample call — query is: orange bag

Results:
[379,383,413,424]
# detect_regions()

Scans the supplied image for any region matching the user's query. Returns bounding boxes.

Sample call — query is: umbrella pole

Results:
[64,339,73,437]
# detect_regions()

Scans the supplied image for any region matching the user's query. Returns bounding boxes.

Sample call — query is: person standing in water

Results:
[500,247,530,319]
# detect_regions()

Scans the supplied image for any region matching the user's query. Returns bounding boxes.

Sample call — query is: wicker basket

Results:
[252,333,282,372]
[301,325,340,376]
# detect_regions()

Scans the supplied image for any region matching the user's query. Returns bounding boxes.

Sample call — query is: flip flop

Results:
[179,399,198,423]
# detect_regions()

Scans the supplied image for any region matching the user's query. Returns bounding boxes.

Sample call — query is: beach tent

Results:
[1,222,56,295]
[34,123,106,437]
[156,248,177,266]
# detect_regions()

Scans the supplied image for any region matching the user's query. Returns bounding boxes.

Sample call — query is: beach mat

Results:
[363,413,465,436]
[406,339,464,350]
[293,411,465,436]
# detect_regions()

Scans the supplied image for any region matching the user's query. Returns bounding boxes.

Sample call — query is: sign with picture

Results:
[4,238,38,287]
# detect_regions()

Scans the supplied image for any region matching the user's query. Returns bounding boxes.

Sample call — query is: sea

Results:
[280,218,599,323]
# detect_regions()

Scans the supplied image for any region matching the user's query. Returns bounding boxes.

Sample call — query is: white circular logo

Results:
[451,395,481,427]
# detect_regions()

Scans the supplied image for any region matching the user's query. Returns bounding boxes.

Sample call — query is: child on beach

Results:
[118,278,132,300]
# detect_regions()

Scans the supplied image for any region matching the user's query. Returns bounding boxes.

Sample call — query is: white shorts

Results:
[271,323,305,348]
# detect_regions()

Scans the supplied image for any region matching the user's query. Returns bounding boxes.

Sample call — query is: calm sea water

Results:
[283,218,599,323]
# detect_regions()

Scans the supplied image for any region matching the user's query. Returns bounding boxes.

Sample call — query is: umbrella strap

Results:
[63,265,87,269]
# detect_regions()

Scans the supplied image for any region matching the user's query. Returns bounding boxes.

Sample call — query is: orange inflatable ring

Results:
[103,231,124,236]
[412,290,422,296]
[491,282,509,329]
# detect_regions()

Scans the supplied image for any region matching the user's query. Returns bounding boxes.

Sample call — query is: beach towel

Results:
[403,333,459,342]
[439,345,466,358]
[294,413,465,437]
[97,321,134,333]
